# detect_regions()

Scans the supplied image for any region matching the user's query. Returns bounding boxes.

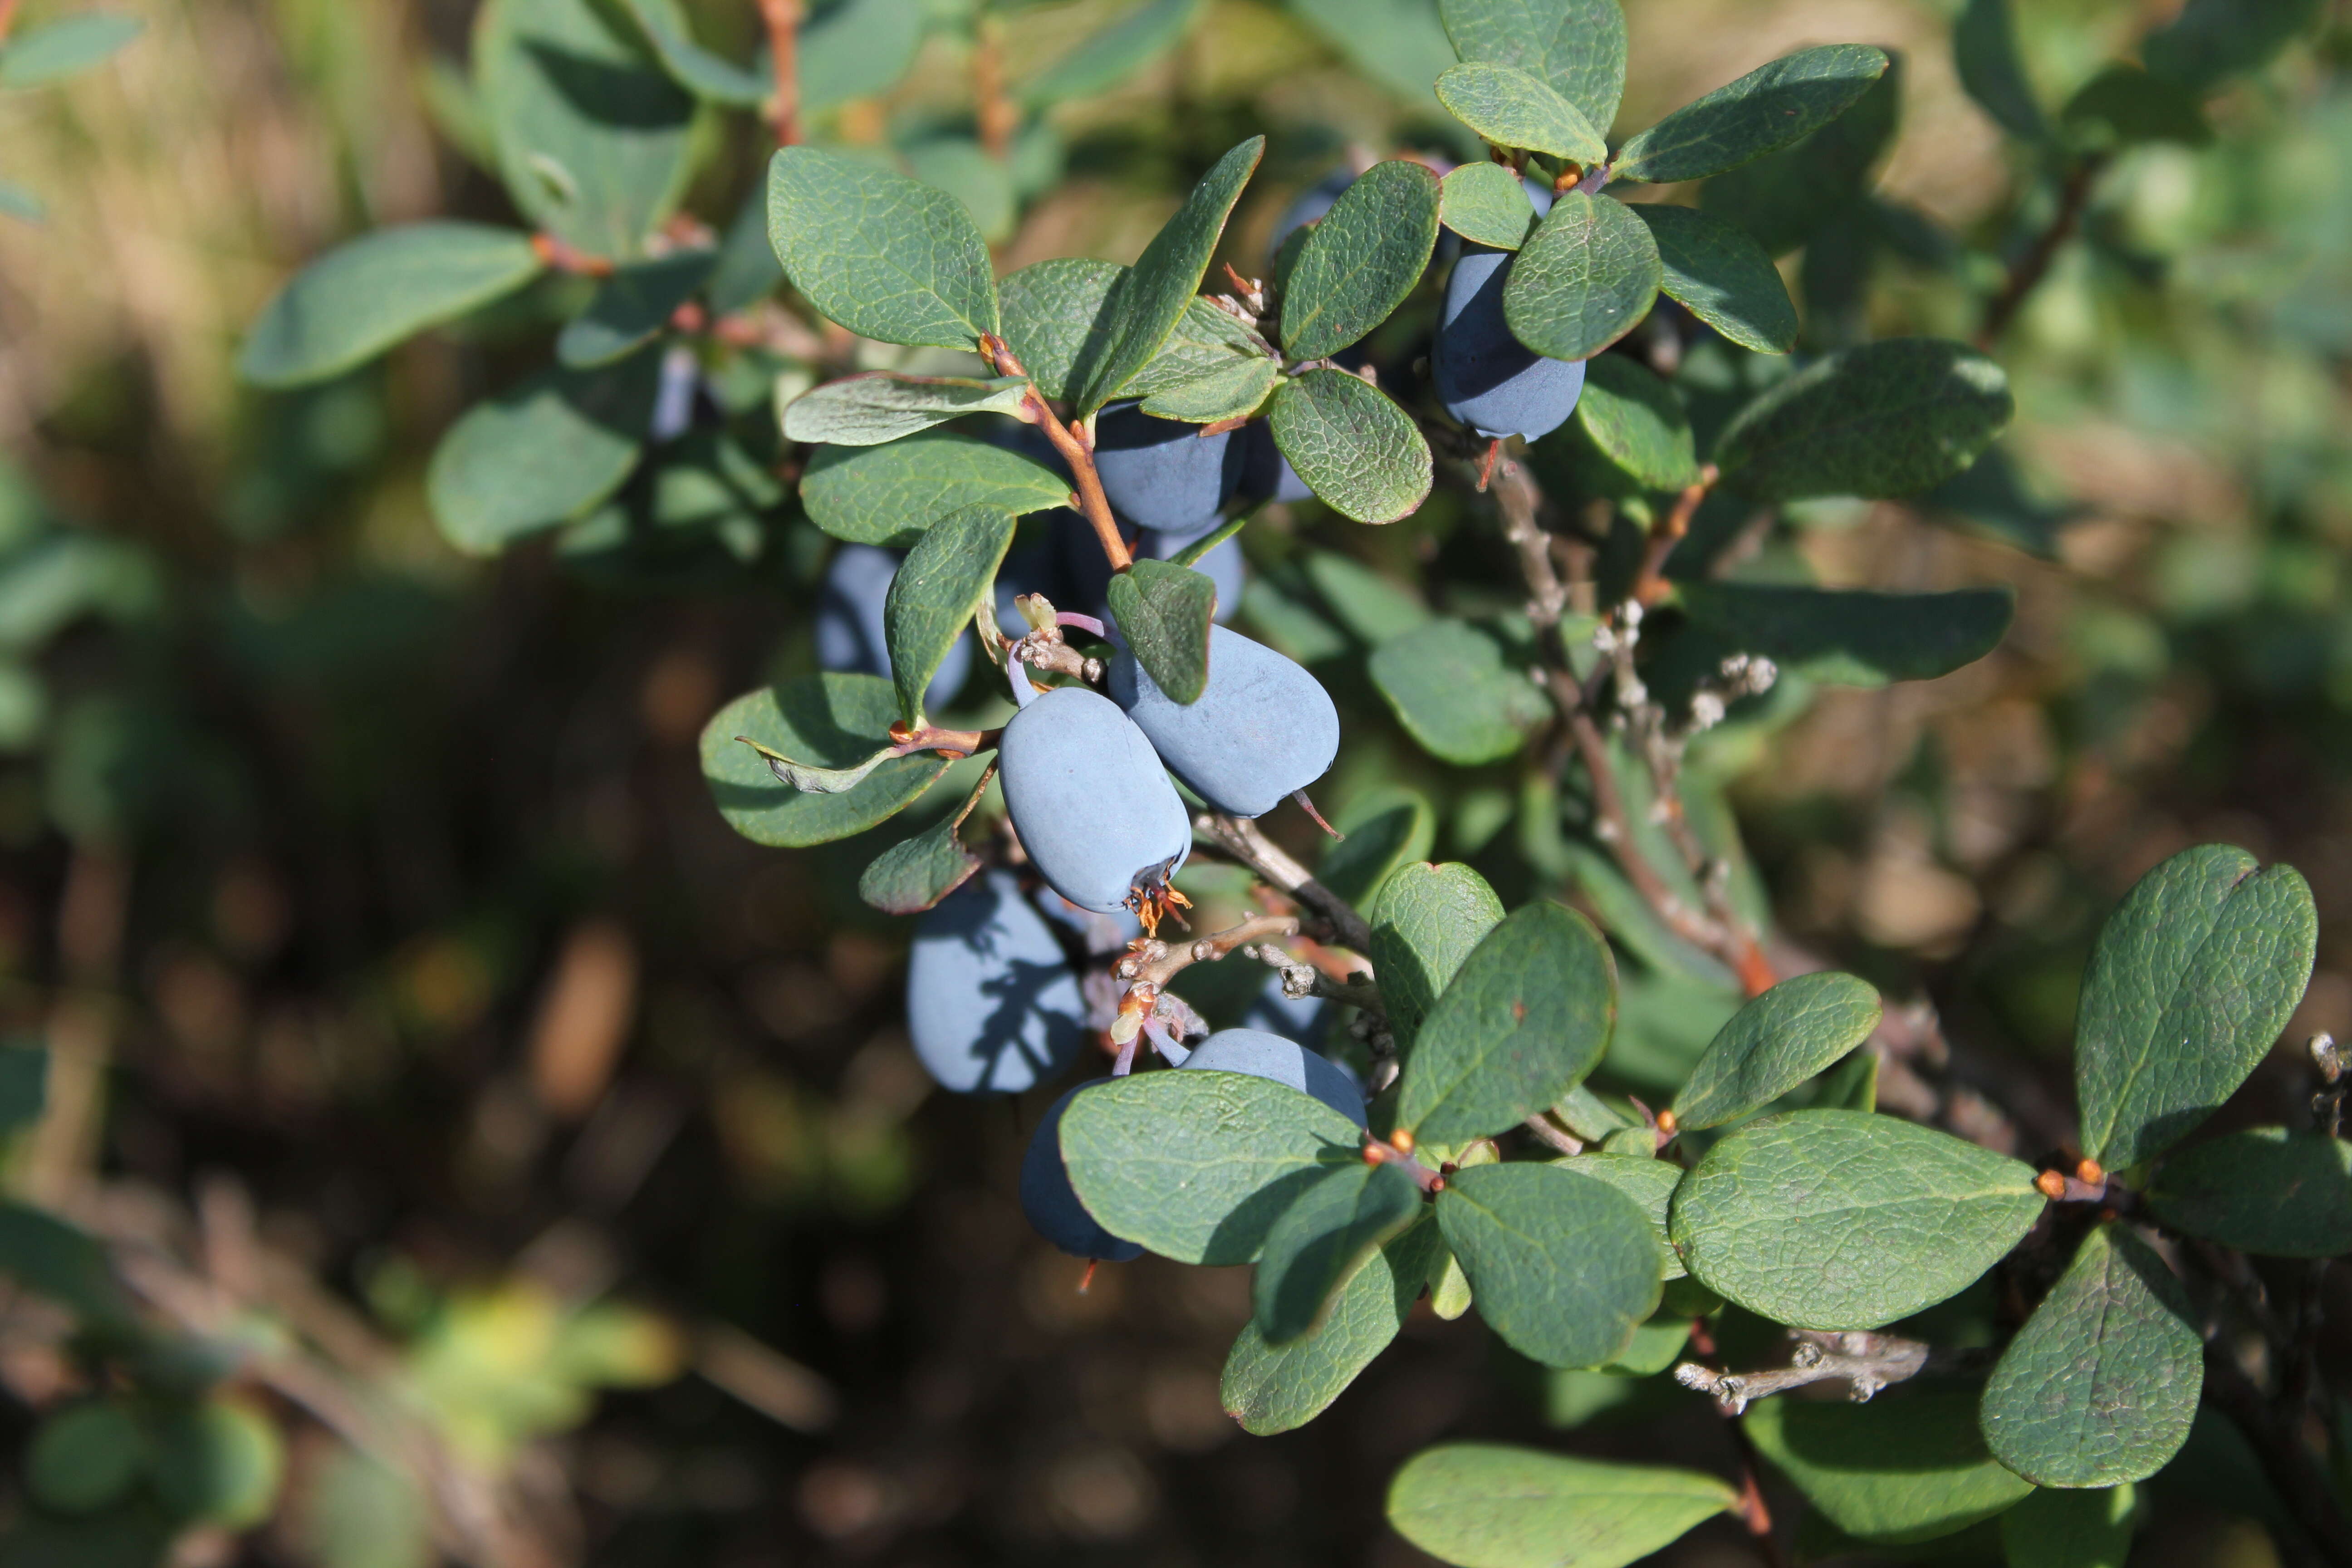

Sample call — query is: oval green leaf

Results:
[701,673,951,847]
[1556,1153,1687,1279]
[1265,369,1432,523]
[1980,1223,2201,1487]
[1614,44,1890,185]
[1999,1485,2136,1568]
[1437,1161,1662,1369]
[766,146,1000,349]
[779,372,1031,447]
[1436,62,1607,163]
[1019,0,1198,107]
[1282,159,1442,361]
[1439,0,1630,133]
[1370,861,1504,1050]
[1712,338,2014,502]
[1138,355,1279,424]
[1389,1443,1734,1568]
[1223,1218,1445,1435]
[999,258,1259,403]
[1439,161,1539,250]
[1062,1069,1366,1265]
[884,505,1016,725]
[1399,902,1617,1146]
[2074,844,2318,1170]
[1574,354,1697,490]
[1252,1159,1424,1343]
[1669,1109,2045,1330]
[800,431,1072,548]
[1744,1387,2034,1544]
[240,223,545,388]
[2146,1127,2352,1258]
[1675,583,2015,688]
[1108,558,1218,705]
[556,247,715,368]
[1368,619,1549,765]
[1502,192,1662,362]
[427,356,659,554]
[1631,202,1798,354]
[1671,970,1883,1131]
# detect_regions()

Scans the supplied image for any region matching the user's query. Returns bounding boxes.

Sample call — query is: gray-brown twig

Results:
[1191,812,1373,953]
[1674,1330,1933,1415]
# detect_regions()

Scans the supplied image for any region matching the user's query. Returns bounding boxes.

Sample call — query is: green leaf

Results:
[1574,355,1696,490]
[1287,0,1458,116]
[1399,903,1616,1145]
[476,0,697,259]
[1700,56,1901,256]
[701,673,951,847]
[799,0,923,112]
[1282,160,1442,360]
[858,804,984,916]
[1631,203,1797,354]
[765,146,1000,349]
[0,13,140,88]
[1712,339,2014,501]
[999,258,1259,403]
[612,0,764,103]
[1676,583,2014,688]
[556,247,714,368]
[1315,786,1436,906]
[1556,1154,1686,1279]
[2058,64,2212,152]
[0,1202,134,1331]
[1955,0,2049,144]
[1615,45,1890,185]
[2146,1127,2352,1258]
[885,505,1017,725]
[1388,1444,1734,1568]
[1303,549,1430,642]
[1368,619,1549,765]
[239,223,545,388]
[1435,63,1606,163]
[427,356,658,554]
[1264,369,1432,524]
[1062,1069,1367,1264]
[1439,162,1539,250]
[1020,0,1199,106]
[0,1045,44,1134]
[904,136,1017,245]
[2142,0,2321,93]
[1999,1485,2136,1568]
[1744,1388,2034,1544]
[1436,1161,1661,1369]
[1253,1160,1423,1343]
[1068,136,1264,417]
[2074,844,2318,1169]
[800,431,1070,548]
[1671,971,1882,1130]
[1369,862,1504,1049]
[779,373,1031,446]
[1669,1109,2044,1330]
[1981,1223,2201,1487]
[1223,1218,1444,1435]
[1108,559,1218,705]
[1138,356,1279,423]
[1440,0,1631,135]
[1502,192,1661,362]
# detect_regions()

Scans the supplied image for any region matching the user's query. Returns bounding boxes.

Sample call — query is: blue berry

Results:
[816,543,973,711]
[1092,401,1247,539]
[905,869,1086,1094]
[1179,1028,1367,1127]
[1107,625,1337,819]
[998,686,1192,916]
[1022,1083,1145,1260]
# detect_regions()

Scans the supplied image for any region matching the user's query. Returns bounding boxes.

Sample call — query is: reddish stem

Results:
[1632,463,1718,608]
[759,0,804,148]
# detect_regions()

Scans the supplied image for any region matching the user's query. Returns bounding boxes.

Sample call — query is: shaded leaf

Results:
[1436,1161,1661,1368]
[1303,549,1430,642]
[1669,1109,2044,1330]
[1138,356,1278,424]
[904,136,1017,245]
[1061,1068,1366,1264]
[1672,971,1882,1130]
[1503,192,1661,362]
[2059,64,2212,152]
[2074,844,2317,1169]
[1389,1444,1733,1568]
[1439,162,1539,250]
[1068,136,1264,417]
[1399,903,1616,1145]
[1676,583,2014,688]
[779,373,1031,446]
[1369,619,1549,765]
[1370,862,1504,1049]
[557,247,715,368]
[800,431,1070,548]
[1999,1485,2136,1568]
[0,1202,134,1331]
[2142,0,2320,93]
[999,257,1262,403]
[1315,786,1436,907]
[1108,559,1218,706]
[0,1045,44,1134]
[613,0,764,103]
[428,355,659,554]
[885,505,1017,724]
[799,0,924,112]
[1435,63,1606,162]
[766,146,1000,349]
[1744,1388,2034,1544]
[1283,160,1442,361]
[858,770,992,915]
[1712,338,2014,501]
[1440,0,1631,134]
[1631,202,1797,354]
[1253,1160,1424,1343]
[477,0,696,259]
[1575,355,1696,490]
[2146,1127,2352,1258]
[1615,45,1890,185]
[1700,55,1902,256]
[240,223,545,388]
[1981,1224,2200,1487]
[1955,0,2049,144]
[0,12,140,88]
[1223,1219,1444,1435]
[1020,0,1199,106]
[701,673,950,847]
[1266,369,1431,523]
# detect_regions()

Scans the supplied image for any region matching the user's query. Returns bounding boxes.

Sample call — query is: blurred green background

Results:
[0,0,2348,1563]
